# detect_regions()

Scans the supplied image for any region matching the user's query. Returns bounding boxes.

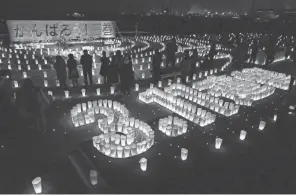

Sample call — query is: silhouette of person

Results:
[250,40,258,64]
[54,56,67,89]
[190,49,198,77]
[119,53,134,95]
[100,51,110,84]
[208,43,217,61]
[165,38,178,68]
[180,50,191,83]
[152,49,162,83]
[80,50,93,86]
[67,54,79,87]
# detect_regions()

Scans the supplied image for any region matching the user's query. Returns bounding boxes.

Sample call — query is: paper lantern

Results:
[96,88,100,95]
[48,91,53,96]
[273,114,277,121]
[141,72,145,79]
[177,78,181,83]
[181,148,188,161]
[13,80,18,88]
[64,90,69,98]
[240,130,247,140]
[259,121,266,131]
[18,65,21,70]
[23,72,27,78]
[147,64,151,69]
[215,138,223,149]
[8,65,11,70]
[32,177,42,194]
[135,84,139,91]
[81,89,86,97]
[43,71,47,78]
[27,65,31,70]
[140,65,143,70]
[97,77,102,84]
[139,157,147,171]
[186,76,189,82]
[38,64,42,70]
[90,170,97,185]
[44,80,48,87]
[110,86,115,94]
[92,69,95,75]
[56,80,60,87]
[158,81,162,88]
[168,79,172,86]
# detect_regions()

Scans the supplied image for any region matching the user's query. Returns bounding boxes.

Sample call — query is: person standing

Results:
[249,40,259,64]
[100,51,110,84]
[190,49,198,77]
[80,50,93,86]
[152,49,162,83]
[180,50,191,84]
[165,38,178,68]
[119,53,134,95]
[54,56,67,89]
[67,54,79,88]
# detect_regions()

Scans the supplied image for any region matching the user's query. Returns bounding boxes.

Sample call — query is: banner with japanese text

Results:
[6,20,116,42]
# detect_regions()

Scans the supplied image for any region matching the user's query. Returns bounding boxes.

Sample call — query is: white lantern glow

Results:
[23,72,27,78]
[259,121,266,131]
[110,86,115,94]
[181,148,188,161]
[96,88,100,95]
[135,84,139,91]
[44,80,48,87]
[13,80,18,88]
[139,157,147,171]
[141,72,145,79]
[32,177,42,194]
[273,114,277,121]
[90,170,98,185]
[98,77,102,84]
[215,138,223,149]
[43,71,47,78]
[81,89,86,97]
[158,81,162,88]
[239,130,247,140]
[64,90,69,98]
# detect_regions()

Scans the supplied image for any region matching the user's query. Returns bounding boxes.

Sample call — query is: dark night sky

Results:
[2,0,296,15]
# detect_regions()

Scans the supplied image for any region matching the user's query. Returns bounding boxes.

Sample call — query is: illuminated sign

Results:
[6,20,116,43]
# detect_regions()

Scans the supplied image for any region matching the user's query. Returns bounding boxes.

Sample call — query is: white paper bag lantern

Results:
[64,90,69,98]
[215,138,223,149]
[32,177,42,194]
[141,72,145,79]
[181,148,188,161]
[273,114,277,121]
[13,80,18,88]
[18,65,21,70]
[8,65,11,70]
[259,121,266,131]
[27,65,31,70]
[240,130,247,140]
[23,72,27,78]
[158,81,162,88]
[81,89,86,97]
[177,77,181,83]
[139,157,147,171]
[110,86,115,94]
[96,88,100,95]
[38,64,42,70]
[90,170,97,185]
[43,71,47,78]
[168,79,172,86]
[44,80,48,87]
[135,84,139,91]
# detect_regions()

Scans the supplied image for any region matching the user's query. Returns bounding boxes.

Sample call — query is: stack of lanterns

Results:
[158,116,188,137]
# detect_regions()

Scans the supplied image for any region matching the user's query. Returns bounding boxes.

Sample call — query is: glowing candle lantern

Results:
[17,65,21,70]
[273,114,277,121]
[44,59,47,64]
[215,138,223,149]
[142,58,145,63]
[48,91,53,96]
[92,69,95,75]
[44,80,48,87]
[168,79,172,86]
[259,121,266,131]
[107,85,114,94]
[90,170,97,185]
[32,177,42,194]
[27,65,31,70]
[81,89,86,97]
[186,76,189,82]
[161,62,165,67]
[177,77,181,83]
[56,80,60,87]
[139,157,147,171]
[23,72,27,78]
[64,90,69,98]
[196,62,199,67]
[96,88,100,95]
[141,72,145,79]
[240,130,247,141]
[8,65,11,70]
[158,81,162,88]
[43,71,47,78]
[181,148,188,161]
[193,74,196,80]
[147,64,151,69]
[13,80,18,88]
[135,84,139,91]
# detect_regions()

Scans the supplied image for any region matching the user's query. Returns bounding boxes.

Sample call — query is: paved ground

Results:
[1,56,296,193]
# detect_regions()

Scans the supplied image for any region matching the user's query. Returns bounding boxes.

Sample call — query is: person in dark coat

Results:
[67,54,79,88]
[80,50,93,86]
[180,50,191,83]
[119,53,134,95]
[109,55,119,84]
[100,51,110,84]
[165,38,178,68]
[152,49,162,83]
[54,56,67,89]
[249,40,259,64]
[207,43,217,61]
[190,49,199,77]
